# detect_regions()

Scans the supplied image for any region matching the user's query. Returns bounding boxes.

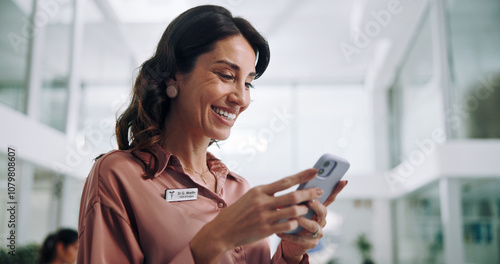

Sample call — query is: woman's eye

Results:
[218,73,234,80]
[245,82,254,89]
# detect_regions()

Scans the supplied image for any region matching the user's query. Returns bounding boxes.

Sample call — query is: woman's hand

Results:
[190,169,324,263]
[277,180,348,264]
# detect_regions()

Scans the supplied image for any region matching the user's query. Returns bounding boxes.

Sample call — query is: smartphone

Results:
[284,153,350,234]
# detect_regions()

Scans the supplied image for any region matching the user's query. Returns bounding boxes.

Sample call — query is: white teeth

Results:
[213,107,236,120]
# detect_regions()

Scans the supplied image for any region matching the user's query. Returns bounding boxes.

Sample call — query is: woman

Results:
[39,228,78,264]
[78,5,347,264]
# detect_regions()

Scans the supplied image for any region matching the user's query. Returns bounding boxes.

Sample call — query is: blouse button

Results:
[218,202,225,208]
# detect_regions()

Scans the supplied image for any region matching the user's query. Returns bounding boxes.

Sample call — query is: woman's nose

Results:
[228,82,250,108]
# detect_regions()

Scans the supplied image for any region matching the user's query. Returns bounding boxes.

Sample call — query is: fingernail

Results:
[310,199,316,204]
[345,180,348,186]
[316,189,324,195]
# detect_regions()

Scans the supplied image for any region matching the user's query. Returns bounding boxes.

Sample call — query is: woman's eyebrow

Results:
[214,59,256,77]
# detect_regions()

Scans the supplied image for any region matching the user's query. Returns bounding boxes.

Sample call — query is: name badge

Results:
[165,188,198,202]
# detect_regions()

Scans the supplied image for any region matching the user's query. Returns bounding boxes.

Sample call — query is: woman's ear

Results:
[165,77,177,87]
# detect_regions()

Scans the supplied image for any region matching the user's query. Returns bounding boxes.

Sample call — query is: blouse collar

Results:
[134,144,243,182]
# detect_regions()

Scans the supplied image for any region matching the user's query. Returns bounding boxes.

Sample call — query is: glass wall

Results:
[461,178,500,264]
[0,0,75,132]
[388,0,500,164]
[447,0,500,138]
[389,8,446,167]
[38,0,74,132]
[393,178,500,264]
[393,181,444,264]
[388,2,500,263]
[0,0,33,112]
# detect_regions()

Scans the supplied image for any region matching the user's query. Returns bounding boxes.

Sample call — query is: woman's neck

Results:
[161,128,211,173]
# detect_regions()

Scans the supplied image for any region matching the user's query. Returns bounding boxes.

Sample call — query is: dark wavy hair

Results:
[115,5,270,178]
[38,228,78,264]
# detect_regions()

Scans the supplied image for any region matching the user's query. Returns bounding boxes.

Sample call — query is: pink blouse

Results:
[77,144,308,263]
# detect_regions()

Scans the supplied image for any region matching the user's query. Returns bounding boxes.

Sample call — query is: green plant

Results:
[0,243,40,264]
[354,233,375,264]
[425,231,443,264]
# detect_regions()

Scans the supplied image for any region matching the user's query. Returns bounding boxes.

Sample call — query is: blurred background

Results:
[1,0,500,263]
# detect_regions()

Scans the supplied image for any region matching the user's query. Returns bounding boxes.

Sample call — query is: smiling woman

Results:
[77,5,347,264]
[115,5,269,179]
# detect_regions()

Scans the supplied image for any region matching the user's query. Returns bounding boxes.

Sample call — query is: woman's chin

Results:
[210,130,231,142]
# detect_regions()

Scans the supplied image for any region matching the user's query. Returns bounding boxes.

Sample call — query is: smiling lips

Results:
[212,106,237,121]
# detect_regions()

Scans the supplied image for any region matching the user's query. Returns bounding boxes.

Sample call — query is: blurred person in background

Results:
[39,228,78,264]
[78,5,347,264]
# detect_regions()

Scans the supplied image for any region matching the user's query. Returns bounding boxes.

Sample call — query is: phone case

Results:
[284,153,350,234]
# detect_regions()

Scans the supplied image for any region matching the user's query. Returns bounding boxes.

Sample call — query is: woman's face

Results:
[170,35,256,141]
[57,241,78,264]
